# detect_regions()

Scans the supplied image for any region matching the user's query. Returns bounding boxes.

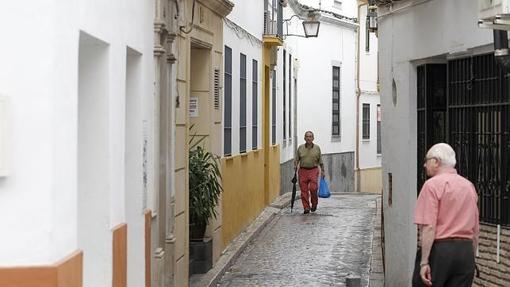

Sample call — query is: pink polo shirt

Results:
[415,168,480,240]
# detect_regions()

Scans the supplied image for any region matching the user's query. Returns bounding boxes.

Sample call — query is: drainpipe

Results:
[493,29,510,71]
[355,1,363,193]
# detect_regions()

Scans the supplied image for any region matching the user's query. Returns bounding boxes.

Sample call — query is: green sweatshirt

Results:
[294,143,323,169]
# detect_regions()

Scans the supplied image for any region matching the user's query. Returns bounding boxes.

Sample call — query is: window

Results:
[362,103,370,140]
[240,53,247,153]
[365,16,370,52]
[333,0,342,9]
[214,69,220,109]
[289,54,292,140]
[283,49,287,141]
[224,46,232,156]
[332,66,341,137]
[272,70,276,145]
[377,104,381,154]
[252,60,258,150]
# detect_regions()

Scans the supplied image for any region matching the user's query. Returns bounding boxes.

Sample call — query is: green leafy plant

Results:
[189,132,223,240]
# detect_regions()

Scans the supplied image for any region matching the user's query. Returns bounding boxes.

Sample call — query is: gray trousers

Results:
[412,240,475,287]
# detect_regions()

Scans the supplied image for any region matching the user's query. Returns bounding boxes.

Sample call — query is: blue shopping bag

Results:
[318,177,331,198]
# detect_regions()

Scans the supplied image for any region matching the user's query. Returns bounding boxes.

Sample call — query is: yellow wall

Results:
[359,167,382,193]
[268,145,281,201]
[220,145,280,248]
[221,150,265,247]
[217,35,283,256]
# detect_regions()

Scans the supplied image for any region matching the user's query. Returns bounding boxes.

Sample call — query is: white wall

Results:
[292,21,357,155]
[359,94,380,168]
[78,32,111,286]
[0,1,154,286]
[279,1,358,165]
[276,46,299,163]
[359,5,379,92]
[125,47,145,287]
[0,1,56,266]
[298,0,357,18]
[227,0,264,40]
[378,0,492,285]
[359,4,381,169]
[279,8,302,163]
[223,13,263,156]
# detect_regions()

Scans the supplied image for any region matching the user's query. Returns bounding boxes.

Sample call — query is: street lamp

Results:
[302,20,320,38]
[367,5,378,32]
[283,12,321,38]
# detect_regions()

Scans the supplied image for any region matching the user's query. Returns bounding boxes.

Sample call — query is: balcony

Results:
[264,0,283,41]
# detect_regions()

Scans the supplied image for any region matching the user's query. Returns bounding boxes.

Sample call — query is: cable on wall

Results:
[180,0,196,34]
[224,17,263,48]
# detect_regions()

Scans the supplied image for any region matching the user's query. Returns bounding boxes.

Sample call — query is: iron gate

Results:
[417,54,510,226]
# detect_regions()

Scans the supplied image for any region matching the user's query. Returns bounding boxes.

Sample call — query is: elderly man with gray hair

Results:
[412,143,479,287]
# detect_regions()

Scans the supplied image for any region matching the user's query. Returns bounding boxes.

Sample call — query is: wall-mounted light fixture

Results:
[367,4,378,32]
[302,19,320,37]
[283,12,320,38]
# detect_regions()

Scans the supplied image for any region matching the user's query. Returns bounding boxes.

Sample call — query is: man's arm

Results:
[420,224,435,264]
[318,147,325,176]
[420,224,436,286]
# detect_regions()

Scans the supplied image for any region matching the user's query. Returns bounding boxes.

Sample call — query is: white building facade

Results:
[280,0,362,194]
[377,0,510,286]
[0,1,154,286]
[358,2,381,193]
[223,1,264,157]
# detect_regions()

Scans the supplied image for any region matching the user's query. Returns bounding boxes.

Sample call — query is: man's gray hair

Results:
[427,143,456,167]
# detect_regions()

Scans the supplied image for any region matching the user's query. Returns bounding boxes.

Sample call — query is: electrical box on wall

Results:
[479,0,510,20]
[0,95,7,176]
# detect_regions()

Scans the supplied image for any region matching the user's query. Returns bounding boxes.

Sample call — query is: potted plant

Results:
[188,133,223,275]
[188,134,223,240]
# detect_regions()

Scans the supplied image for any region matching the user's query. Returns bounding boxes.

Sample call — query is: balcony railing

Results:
[264,0,283,38]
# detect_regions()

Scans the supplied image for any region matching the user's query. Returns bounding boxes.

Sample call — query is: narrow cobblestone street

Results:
[217,193,380,287]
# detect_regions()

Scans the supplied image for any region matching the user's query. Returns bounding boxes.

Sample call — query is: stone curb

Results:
[368,196,385,287]
[190,193,293,287]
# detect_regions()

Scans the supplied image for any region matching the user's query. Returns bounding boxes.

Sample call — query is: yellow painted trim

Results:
[0,250,83,287]
[112,223,127,287]
[268,145,281,201]
[144,210,151,287]
[262,35,284,47]
[262,63,270,205]
[358,167,382,194]
[262,44,269,206]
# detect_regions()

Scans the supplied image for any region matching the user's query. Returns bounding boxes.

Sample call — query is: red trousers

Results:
[298,167,319,210]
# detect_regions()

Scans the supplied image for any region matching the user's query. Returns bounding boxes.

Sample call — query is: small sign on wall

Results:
[0,95,8,176]
[189,96,199,118]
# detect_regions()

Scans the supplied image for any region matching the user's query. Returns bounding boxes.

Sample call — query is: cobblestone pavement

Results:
[217,193,379,287]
